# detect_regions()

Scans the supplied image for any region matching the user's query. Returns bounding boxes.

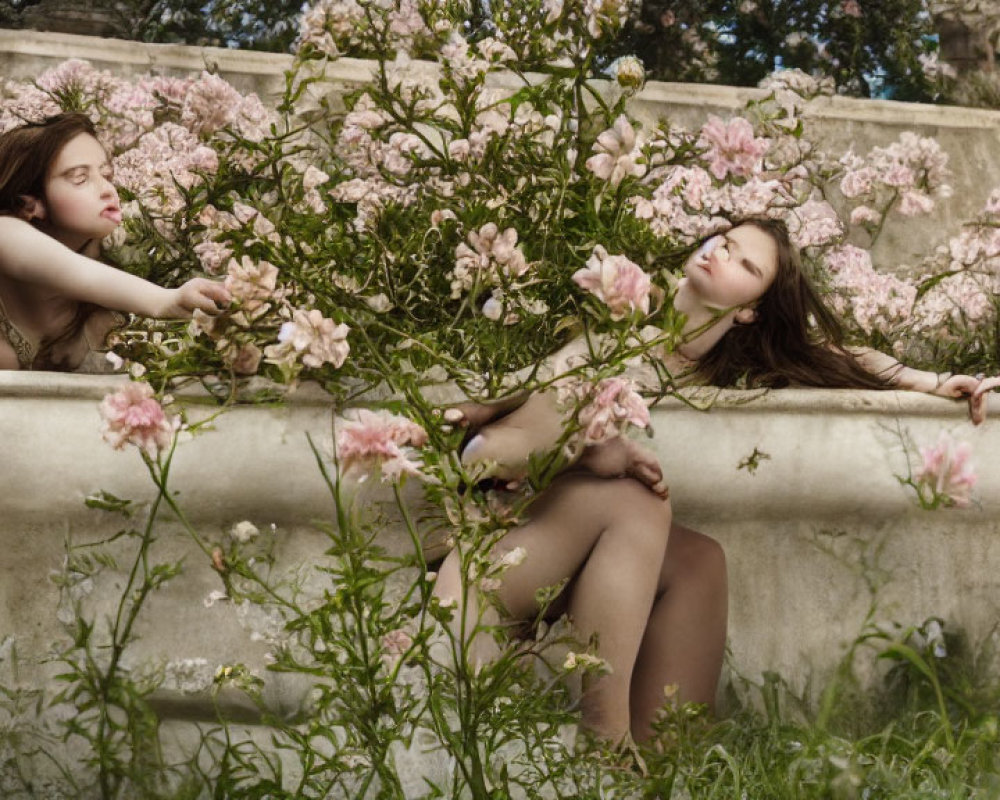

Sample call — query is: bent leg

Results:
[629,523,728,742]
[433,474,672,741]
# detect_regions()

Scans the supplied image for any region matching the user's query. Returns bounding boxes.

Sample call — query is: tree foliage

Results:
[613,0,939,100]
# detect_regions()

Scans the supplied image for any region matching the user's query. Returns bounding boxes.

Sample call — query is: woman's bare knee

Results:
[662,525,726,591]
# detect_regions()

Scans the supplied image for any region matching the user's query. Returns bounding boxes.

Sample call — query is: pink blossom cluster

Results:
[99,381,180,458]
[336,409,429,481]
[586,115,645,187]
[839,133,952,227]
[698,115,770,180]
[632,164,788,244]
[911,271,996,333]
[451,223,530,298]
[823,245,916,334]
[381,627,414,668]
[572,246,652,319]
[182,72,252,137]
[193,240,234,275]
[113,124,219,217]
[28,59,158,150]
[758,68,835,118]
[298,0,366,57]
[0,81,61,134]
[785,198,843,250]
[945,221,1000,273]
[915,432,976,508]
[439,33,492,84]
[841,0,862,17]
[384,0,432,52]
[559,376,651,446]
[448,102,515,164]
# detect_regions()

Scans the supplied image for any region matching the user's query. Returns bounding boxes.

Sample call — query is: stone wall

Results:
[3,29,1000,270]
[2,372,998,720]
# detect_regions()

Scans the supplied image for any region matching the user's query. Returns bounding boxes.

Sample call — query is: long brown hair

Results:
[693,218,890,390]
[0,112,100,218]
[0,113,104,368]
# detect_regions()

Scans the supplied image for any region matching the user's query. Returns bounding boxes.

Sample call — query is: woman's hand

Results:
[158,278,231,318]
[450,391,564,480]
[575,437,669,499]
[971,376,1000,425]
[935,373,1000,425]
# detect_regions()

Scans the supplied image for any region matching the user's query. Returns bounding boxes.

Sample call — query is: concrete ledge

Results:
[3,372,999,723]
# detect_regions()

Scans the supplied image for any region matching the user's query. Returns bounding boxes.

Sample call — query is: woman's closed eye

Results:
[741,258,762,277]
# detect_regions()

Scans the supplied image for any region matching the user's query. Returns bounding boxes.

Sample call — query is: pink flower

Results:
[849,205,881,226]
[898,191,935,217]
[193,240,233,274]
[225,256,280,316]
[559,376,650,445]
[227,342,263,375]
[276,309,350,369]
[786,199,843,249]
[336,409,429,481]
[841,0,862,17]
[99,381,180,457]
[451,223,529,298]
[916,432,976,508]
[585,115,645,187]
[381,628,414,667]
[698,116,770,180]
[181,71,245,136]
[572,246,651,319]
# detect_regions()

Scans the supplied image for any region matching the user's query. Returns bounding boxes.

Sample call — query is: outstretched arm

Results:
[849,346,998,424]
[0,217,230,318]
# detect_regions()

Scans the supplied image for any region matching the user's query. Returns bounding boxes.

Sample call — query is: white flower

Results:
[203,590,229,608]
[229,520,260,543]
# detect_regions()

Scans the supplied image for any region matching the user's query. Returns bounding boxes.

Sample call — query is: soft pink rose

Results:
[698,115,770,180]
[572,246,651,319]
[277,309,350,369]
[585,115,645,187]
[336,409,429,481]
[99,381,180,458]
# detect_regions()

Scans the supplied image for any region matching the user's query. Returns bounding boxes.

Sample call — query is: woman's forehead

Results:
[49,132,107,173]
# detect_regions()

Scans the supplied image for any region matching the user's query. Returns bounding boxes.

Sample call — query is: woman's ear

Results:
[734,306,758,325]
[16,195,46,222]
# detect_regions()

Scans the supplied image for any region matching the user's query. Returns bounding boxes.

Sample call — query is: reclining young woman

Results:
[434,217,999,745]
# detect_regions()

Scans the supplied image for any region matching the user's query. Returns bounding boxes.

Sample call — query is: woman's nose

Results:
[97,173,116,195]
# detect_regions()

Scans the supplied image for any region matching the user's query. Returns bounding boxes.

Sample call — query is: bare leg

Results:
[433,473,672,742]
[629,523,728,742]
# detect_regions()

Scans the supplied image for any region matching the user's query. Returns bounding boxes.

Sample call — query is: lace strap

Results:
[0,294,36,370]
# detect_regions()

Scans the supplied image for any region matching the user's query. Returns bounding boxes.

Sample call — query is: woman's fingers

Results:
[439,392,531,430]
[970,376,1000,425]
[622,440,668,499]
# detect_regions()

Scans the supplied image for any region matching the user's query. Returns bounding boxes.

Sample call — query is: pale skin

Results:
[0,131,229,371]
[434,223,1000,745]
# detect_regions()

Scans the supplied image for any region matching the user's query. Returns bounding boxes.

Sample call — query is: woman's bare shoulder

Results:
[0,217,47,261]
